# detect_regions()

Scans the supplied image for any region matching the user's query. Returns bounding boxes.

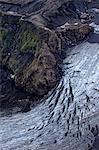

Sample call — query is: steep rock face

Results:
[0,13,61,105]
[0,0,93,108]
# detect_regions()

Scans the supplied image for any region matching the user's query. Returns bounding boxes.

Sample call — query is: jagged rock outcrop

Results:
[0,0,93,109]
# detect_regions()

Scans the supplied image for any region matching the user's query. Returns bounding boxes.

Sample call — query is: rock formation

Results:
[0,0,93,109]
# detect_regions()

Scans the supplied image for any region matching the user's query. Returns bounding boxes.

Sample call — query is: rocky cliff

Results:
[0,0,93,110]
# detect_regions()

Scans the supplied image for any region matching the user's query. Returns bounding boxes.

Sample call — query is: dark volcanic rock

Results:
[0,0,93,109]
[0,64,30,108]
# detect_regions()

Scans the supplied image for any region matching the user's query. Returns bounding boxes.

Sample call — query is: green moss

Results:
[19,30,41,53]
[0,29,6,42]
